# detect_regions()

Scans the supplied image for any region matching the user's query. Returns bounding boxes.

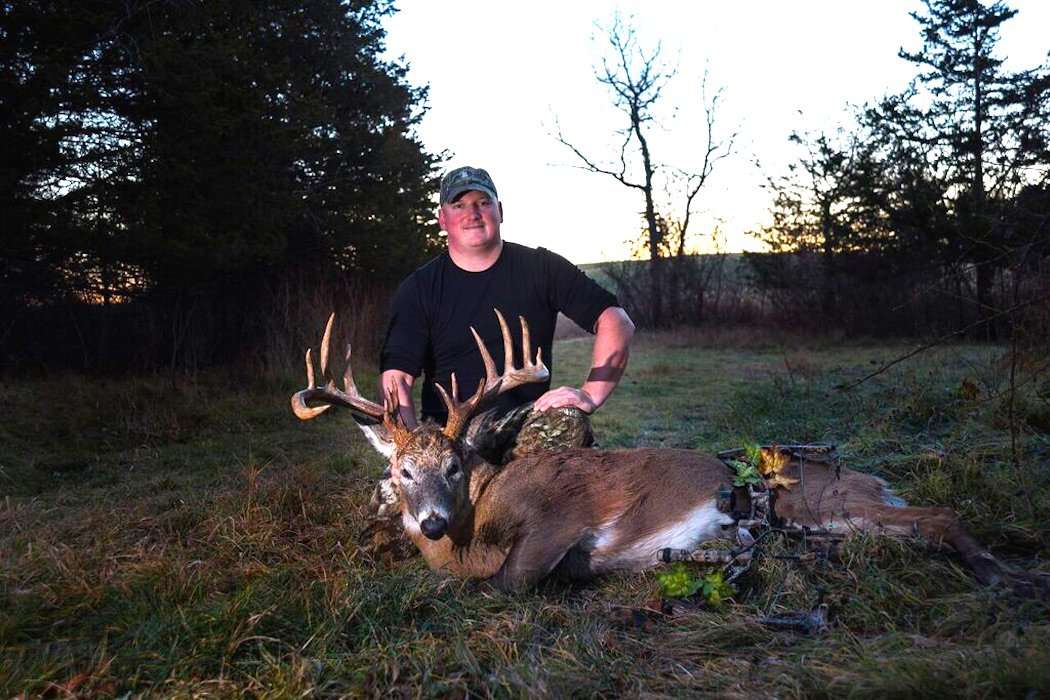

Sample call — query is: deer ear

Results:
[350,414,396,460]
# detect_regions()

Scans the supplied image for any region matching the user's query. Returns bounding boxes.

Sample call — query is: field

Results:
[2,330,1050,697]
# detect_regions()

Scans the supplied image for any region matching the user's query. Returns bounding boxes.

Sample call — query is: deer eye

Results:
[446,461,461,479]
[400,467,414,481]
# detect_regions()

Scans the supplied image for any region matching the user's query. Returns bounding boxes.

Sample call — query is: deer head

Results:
[291,309,549,540]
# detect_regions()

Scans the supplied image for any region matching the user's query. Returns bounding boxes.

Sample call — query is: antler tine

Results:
[442,326,498,440]
[521,315,545,376]
[290,312,392,423]
[519,315,532,367]
[469,326,499,390]
[442,308,550,440]
[467,308,524,394]
[500,318,548,394]
[439,376,486,440]
[435,377,470,422]
[435,381,453,416]
[292,347,331,419]
[382,385,414,451]
[306,347,317,389]
[495,308,514,374]
[342,344,357,394]
[320,312,335,376]
[434,373,464,420]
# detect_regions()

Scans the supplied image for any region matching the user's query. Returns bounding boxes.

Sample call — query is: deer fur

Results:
[292,310,1049,594]
[388,435,1028,592]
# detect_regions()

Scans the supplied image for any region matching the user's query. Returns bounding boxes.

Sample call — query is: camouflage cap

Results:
[439,166,498,204]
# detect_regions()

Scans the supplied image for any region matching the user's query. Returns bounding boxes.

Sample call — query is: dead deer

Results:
[291,310,1049,594]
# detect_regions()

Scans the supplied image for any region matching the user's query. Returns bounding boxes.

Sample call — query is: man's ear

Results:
[437,205,448,231]
[498,201,504,223]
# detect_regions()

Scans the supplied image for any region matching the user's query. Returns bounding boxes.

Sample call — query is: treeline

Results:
[750,0,1050,341]
[5,1,1049,376]
[611,0,1050,341]
[2,0,439,372]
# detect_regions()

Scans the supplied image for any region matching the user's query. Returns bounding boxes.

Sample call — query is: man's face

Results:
[438,190,503,252]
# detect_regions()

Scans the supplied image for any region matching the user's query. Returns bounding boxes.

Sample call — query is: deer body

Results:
[293,310,1048,594]
[400,447,734,587]
[393,441,1011,591]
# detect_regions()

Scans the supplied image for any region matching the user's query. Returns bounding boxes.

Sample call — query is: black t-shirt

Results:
[380,242,618,422]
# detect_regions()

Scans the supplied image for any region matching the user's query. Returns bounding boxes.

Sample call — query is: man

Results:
[379,165,635,445]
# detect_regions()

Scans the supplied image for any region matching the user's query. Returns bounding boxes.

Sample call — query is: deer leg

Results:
[489,528,587,592]
[848,503,1048,592]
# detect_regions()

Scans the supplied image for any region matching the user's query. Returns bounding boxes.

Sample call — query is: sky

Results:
[383,1,1050,265]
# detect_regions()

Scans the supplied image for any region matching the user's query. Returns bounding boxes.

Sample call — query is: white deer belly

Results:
[590,500,734,571]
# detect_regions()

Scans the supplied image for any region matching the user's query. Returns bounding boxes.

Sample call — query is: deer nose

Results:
[420,514,448,540]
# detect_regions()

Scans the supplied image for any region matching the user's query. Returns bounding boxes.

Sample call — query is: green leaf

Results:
[655,564,736,606]
[729,459,763,487]
[655,562,704,598]
[744,443,763,467]
[699,571,735,608]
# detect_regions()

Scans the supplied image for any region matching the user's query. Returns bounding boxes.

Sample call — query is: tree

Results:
[865,0,1050,338]
[1,0,439,369]
[0,2,142,308]
[755,128,865,315]
[752,0,1050,336]
[555,15,733,327]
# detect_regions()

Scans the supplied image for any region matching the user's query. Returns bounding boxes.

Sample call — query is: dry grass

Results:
[2,336,1049,697]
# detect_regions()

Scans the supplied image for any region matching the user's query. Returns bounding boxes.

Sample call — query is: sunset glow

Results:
[384,0,1050,263]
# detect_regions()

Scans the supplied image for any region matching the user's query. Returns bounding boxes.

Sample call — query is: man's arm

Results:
[379,272,428,431]
[532,306,635,414]
[380,369,419,430]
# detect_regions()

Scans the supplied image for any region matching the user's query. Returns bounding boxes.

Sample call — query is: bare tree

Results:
[554,15,734,327]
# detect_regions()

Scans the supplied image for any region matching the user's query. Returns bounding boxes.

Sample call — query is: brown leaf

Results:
[759,446,790,476]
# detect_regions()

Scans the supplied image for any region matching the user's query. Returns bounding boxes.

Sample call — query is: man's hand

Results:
[534,307,634,415]
[380,369,419,430]
[533,307,634,416]
[533,386,598,414]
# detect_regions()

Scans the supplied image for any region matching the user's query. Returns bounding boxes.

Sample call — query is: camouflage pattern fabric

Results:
[511,405,595,458]
[439,165,499,204]
[467,403,595,465]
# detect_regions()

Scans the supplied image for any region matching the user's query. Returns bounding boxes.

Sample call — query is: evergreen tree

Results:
[1,2,139,306]
[753,0,1050,336]
[867,0,1050,337]
[124,0,439,289]
[1,0,439,368]
[755,129,862,315]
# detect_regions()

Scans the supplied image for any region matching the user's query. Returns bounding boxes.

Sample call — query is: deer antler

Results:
[438,309,550,441]
[290,313,414,450]
[381,385,414,453]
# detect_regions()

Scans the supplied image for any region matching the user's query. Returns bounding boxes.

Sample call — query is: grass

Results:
[2,331,1049,697]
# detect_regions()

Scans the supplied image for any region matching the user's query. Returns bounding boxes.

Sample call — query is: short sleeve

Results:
[380,275,429,376]
[539,247,619,333]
